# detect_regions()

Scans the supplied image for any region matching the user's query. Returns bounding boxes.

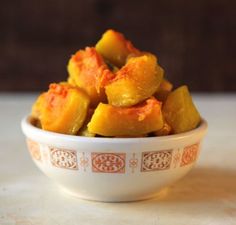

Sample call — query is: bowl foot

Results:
[60,186,169,203]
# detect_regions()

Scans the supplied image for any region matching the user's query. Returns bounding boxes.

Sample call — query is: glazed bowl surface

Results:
[21,116,207,202]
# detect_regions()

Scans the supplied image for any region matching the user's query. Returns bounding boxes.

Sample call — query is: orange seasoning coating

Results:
[67,47,114,107]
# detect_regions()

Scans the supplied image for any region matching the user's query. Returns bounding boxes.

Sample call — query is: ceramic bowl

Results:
[21,116,207,202]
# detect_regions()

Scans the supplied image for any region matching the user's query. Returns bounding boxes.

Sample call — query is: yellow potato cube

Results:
[88,98,164,136]
[155,78,173,102]
[96,29,140,67]
[105,53,164,107]
[38,83,90,135]
[163,85,201,134]
[67,47,114,107]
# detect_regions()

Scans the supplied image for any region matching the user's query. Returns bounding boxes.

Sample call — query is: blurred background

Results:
[0,0,235,92]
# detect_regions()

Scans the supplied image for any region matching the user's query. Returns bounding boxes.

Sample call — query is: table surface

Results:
[0,93,236,225]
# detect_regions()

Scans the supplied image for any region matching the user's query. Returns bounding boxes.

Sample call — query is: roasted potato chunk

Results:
[105,53,164,107]
[36,83,90,135]
[163,85,201,134]
[155,78,173,102]
[88,97,164,136]
[96,29,140,67]
[67,47,114,107]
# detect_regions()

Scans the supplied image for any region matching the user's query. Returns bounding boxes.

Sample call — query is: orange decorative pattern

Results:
[141,150,172,172]
[26,140,201,172]
[26,139,41,161]
[129,153,138,173]
[92,153,125,173]
[172,149,182,168]
[50,148,78,170]
[79,152,89,171]
[181,143,199,166]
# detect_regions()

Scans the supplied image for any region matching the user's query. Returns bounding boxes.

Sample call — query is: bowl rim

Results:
[21,115,208,144]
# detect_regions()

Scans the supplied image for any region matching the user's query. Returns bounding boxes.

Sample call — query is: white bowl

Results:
[21,116,207,202]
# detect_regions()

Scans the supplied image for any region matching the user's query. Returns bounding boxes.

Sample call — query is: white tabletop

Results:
[0,93,236,225]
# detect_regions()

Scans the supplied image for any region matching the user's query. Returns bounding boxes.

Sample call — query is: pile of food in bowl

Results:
[31,29,200,137]
[22,30,207,202]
